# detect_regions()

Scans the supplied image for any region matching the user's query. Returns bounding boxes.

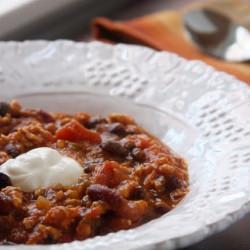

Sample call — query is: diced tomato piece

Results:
[93,161,115,186]
[56,120,101,144]
[93,161,128,188]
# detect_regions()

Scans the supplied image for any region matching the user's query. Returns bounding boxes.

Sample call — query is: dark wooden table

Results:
[83,1,250,250]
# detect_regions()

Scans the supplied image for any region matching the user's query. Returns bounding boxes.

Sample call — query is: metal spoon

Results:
[184,8,250,62]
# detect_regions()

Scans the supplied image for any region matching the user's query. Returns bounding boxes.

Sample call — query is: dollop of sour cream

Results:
[0,147,82,192]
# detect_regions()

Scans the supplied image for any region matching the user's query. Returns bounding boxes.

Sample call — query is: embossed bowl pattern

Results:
[0,41,249,250]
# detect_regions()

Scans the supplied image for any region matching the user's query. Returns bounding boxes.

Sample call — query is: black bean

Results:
[0,192,13,215]
[130,186,144,200]
[154,201,171,214]
[5,143,19,158]
[38,110,54,123]
[45,235,55,244]
[109,123,127,137]
[83,164,93,174]
[131,148,146,162]
[101,140,128,157]
[87,184,125,209]
[86,116,107,129]
[0,173,12,189]
[0,102,10,117]
[166,176,182,192]
[13,207,27,220]
[123,141,136,150]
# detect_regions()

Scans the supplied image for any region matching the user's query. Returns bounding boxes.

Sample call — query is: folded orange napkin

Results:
[92,0,250,85]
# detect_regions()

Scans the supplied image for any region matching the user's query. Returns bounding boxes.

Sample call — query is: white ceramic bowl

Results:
[0,41,250,250]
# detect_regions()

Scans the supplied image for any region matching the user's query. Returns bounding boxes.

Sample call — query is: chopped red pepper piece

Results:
[93,161,128,188]
[56,120,101,144]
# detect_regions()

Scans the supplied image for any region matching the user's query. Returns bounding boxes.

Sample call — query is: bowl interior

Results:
[15,92,198,156]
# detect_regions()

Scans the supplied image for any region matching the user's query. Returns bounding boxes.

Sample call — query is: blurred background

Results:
[0,0,200,40]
